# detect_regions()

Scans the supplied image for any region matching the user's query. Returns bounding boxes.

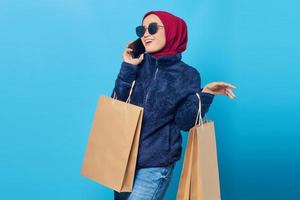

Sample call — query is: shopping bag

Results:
[177,93,221,200]
[81,80,144,192]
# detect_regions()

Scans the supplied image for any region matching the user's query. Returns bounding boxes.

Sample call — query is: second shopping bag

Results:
[177,92,221,200]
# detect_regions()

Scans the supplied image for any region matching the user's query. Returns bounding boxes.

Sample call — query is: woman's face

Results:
[141,14,166,53]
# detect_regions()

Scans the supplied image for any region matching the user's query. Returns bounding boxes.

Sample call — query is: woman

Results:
[112,10,236,200]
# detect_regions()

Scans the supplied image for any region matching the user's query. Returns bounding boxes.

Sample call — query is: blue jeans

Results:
[114,163,176,200]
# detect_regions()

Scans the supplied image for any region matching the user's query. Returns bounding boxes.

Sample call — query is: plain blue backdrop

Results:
[0,0,299,199]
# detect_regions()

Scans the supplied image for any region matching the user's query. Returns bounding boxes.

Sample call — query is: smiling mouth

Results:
[144,40,153,46]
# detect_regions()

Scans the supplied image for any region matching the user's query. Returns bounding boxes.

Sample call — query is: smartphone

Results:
[128,38,145,58]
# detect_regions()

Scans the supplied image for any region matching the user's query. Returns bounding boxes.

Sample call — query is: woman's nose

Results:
[143,28,151,37]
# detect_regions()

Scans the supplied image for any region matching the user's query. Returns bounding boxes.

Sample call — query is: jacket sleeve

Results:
[110,61,138,101]
[174,69,214,131]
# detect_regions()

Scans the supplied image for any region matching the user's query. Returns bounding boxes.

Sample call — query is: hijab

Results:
[142,11,188,58]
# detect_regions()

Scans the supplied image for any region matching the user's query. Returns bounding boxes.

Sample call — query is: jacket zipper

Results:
[145,59,159,104]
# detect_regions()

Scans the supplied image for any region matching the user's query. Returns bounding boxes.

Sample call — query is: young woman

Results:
[112,10,236,200]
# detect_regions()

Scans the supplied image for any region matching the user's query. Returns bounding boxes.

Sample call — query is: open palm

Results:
[202,82,237,99]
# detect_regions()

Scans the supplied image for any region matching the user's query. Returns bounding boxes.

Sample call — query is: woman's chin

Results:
[145,48,159,54]
[145,45,165,54]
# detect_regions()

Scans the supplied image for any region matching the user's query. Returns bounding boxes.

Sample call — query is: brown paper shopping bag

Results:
[176,127,195,200]
[177,93,221,200]
[81,80,144,192]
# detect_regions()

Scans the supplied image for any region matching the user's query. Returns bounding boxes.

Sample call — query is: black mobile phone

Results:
[128,38,145,58]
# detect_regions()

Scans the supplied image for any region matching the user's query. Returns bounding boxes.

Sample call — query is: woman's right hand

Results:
[123,42,144,65]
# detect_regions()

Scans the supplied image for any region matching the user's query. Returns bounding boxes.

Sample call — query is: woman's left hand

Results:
[202,82,237,99]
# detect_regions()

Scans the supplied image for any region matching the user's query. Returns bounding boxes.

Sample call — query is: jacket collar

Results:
[144,52,182,67]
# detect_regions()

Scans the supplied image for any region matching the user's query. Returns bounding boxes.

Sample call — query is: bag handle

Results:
[195,92,204,126]
[113,80,136,104]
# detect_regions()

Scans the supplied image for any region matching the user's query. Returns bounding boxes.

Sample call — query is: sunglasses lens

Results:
[148,23,158,35]
[136,26,145,37]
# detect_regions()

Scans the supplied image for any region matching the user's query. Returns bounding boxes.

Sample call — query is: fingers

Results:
[220,82,237,89]
[123,41,144,65]
[225,89,233,99]
[123,48,133,58]
[225,88,236,99]
[125,48,133,53]
[126,41,134,48]
[138,53,144,60]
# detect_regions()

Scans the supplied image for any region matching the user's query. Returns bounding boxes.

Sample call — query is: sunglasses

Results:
[135,22,164,38]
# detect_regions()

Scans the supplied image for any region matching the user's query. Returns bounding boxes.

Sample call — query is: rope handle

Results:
[113,80,136,104]
[195,92,204,126]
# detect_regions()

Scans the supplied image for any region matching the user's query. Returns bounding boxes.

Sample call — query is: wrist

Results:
[202,87,214,95]
[123,60,138,67]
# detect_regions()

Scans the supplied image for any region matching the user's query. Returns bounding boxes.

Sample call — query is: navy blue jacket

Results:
[111,52,214,168]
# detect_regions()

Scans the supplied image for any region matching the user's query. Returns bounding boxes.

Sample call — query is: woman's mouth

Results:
[144,40,153,46]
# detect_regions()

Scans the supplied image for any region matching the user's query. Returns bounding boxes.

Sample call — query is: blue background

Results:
[0,0,299,199]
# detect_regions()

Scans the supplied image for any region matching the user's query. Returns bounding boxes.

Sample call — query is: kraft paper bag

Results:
[176,128,195,200]
[81,81,144,192]
[177,93,221,200]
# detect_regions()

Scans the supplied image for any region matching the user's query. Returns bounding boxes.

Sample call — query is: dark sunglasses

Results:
[135,22,164,38]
